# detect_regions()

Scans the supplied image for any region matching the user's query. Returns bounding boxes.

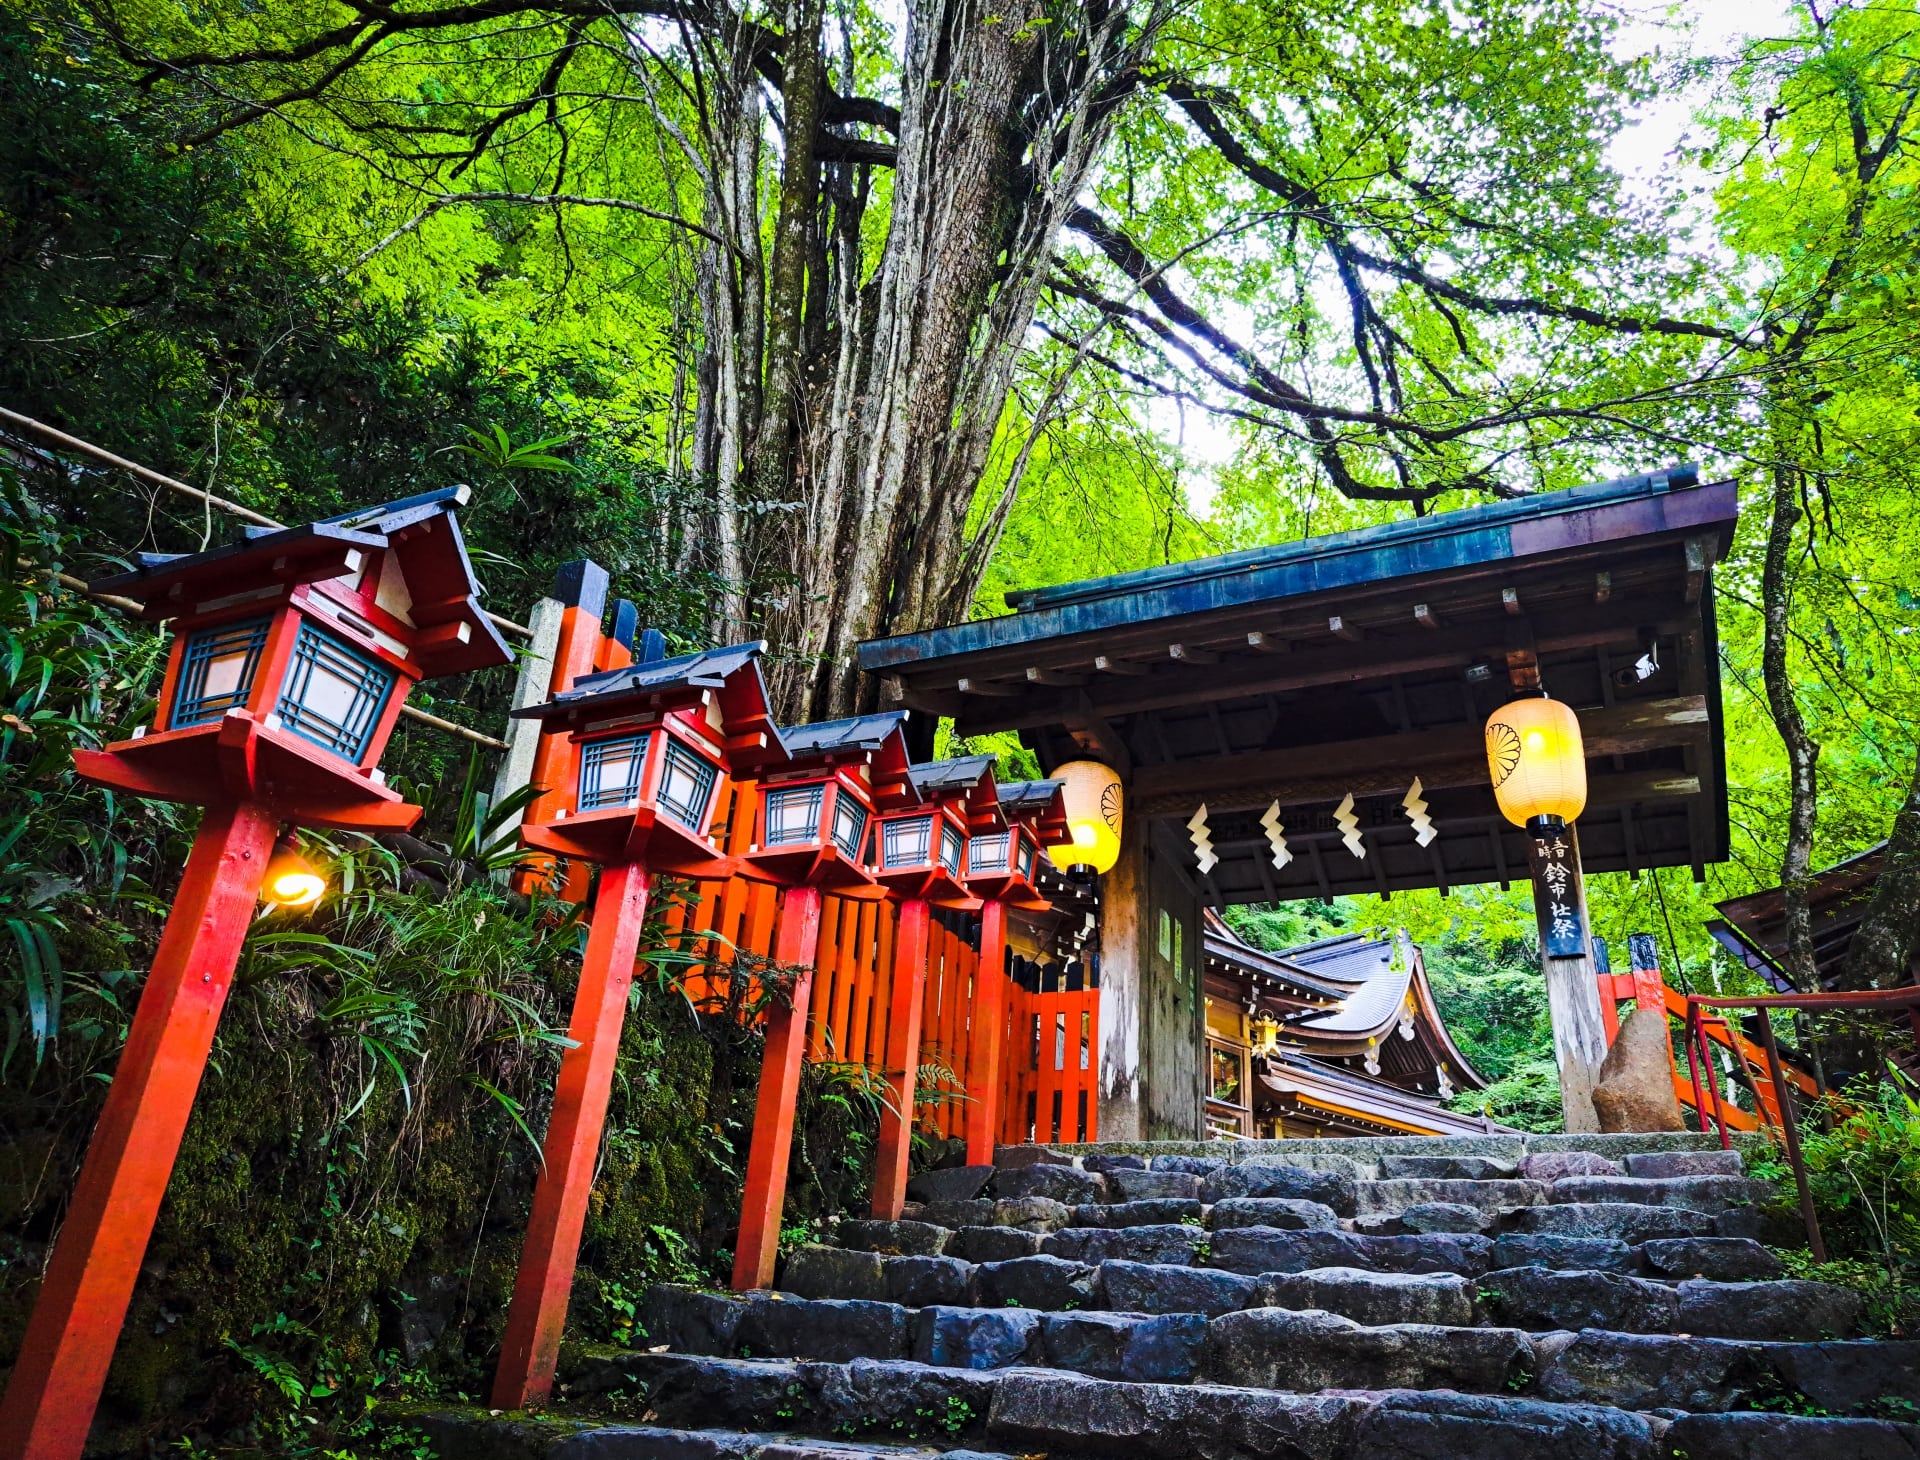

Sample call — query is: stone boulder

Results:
[1354,1232,1496,1277]
[1517,1150,1622,1181]
[1042,1223,1206,1267]
[1380,1154,1518,1181]
[911,1304,1038,1368]
[1349,1389,1661,1460]
[1256,1265,1476,1327]
[919,1198,994,1229]
[1506,1200,1717,1243]
[992,1163,1108,1205]
[1206,1226,1368,1275]
[1039,1310,1209,1384]
[1070,1198,1204,1229]
[1624,1148,1744,1179]
[1207,1197,1340,1232]
[1660,1413,1920,1460]
[993,1143,1069,1168]
[1356,1177,1548,1216]
[1109,1168,1203,1202]
[885,1254,975,1307]
[1202,1163,1357,1214]
[971,1253,1095,1311]
[1150,1154,1229,1176]
[1081,1152,1147,1173]
[1476,1266,1679,1334]
[1490,1234,1638,1274]
[1638,1237,1782,1283]
[1676,1278,1863,1341]
[734,1297,909,1363]
[836,1218,950,1256]
[1399,1201,1493,1234]
[638,1283,746,1355]
[1095,1259,1257,1317]
[1591,1006,1687,1132]
[990,1196,1073,1232]
[1207,1307,1533,1393]
[780,1244,887,1302]
[906,1164,995,1204]
[948,1225,1044,1263]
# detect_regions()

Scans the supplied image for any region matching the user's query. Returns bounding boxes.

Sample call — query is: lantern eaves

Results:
[777,711,915,802]
[909,754,1001,829]
[93,485,510,678]
[997,778,1070,845]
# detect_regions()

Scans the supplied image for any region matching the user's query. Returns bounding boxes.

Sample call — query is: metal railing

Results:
[1683,985,1920,1262]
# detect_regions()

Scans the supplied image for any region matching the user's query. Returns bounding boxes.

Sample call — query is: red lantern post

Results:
[490,642,781,1409]
[867,756,999,1219]
[961,778,1070,1164]
[0,489,509,1460]
[730,712,918,1291]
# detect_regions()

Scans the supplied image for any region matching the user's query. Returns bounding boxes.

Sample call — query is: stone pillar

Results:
[1096,806,1148,1141]
[1528,823,1610,1132]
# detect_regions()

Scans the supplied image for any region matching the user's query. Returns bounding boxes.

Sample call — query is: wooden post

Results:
[731,884,824,1291]
[871,897,931,1218]
[492,862,650,1409]
[1096,809,1147,1142]
[511,561,608,898]
[0,801,280,1460]
[963,899,1008,1164]
[1526,823,1609,1132]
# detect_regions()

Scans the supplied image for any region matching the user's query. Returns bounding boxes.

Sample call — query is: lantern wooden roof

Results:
[907,755,1002,830]
[512,641,783,772]
[859,465,1737,903]
[776,711,917,806]
[995,778,1070,844]
[92,485,511,678]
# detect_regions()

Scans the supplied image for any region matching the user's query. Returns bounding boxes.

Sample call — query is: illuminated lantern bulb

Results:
[1044,759,1124,877]
[262,840,326,911]
[1485,694,1587,835]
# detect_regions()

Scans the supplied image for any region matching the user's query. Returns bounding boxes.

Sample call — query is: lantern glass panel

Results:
[173,617,271,728]
[882,814,933,867]
[940,822,964,877]
[276,620,396,762]
[579,732,651,811]
[1017,838,1036,881]
[764,784,825,846]
[969,832,1011,875]
[657,737,720,829]
[831,794,869,862]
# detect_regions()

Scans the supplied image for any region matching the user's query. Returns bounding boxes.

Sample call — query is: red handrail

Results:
[1683,985,1920,1263]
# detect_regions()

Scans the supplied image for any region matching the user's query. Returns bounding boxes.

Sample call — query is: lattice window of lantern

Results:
[657,737,720,829]
[882,815,933,867]
[578,732,650,811]
[831,795,869,862]
[969,832,1010,875]
[172,617,271,729]
[940,822,964,877]
[764,784,824,846]
[275,621,396,761]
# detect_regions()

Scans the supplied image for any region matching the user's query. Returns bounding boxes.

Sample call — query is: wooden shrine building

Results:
[861,464,1739,1138]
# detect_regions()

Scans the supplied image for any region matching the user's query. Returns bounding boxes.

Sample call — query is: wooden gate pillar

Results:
[1528,823,1610,1132]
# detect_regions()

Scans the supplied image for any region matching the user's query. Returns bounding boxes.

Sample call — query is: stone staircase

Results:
[407,1134,1920,1459]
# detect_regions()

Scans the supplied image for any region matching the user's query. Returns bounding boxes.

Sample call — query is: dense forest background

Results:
[5,0,1920,1448]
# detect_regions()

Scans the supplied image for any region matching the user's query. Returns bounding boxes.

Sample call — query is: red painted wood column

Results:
[870,897,931,1219]
[963,899,1008,1165]
[0,801,280,1460]
[731,884,824,1290]
[492,861,650,1409]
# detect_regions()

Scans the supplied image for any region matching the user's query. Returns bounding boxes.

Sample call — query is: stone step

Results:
[562,1348,1920,1452]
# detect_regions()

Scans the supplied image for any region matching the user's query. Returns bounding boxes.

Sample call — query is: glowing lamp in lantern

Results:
[1485,693,1588,835]
[745,712,916,892]
[968,777,1069,910]
[262,840,326,910]
[869,754,999,902]
[72,486,510,831]
[507,643,781,877]
[1043,759,1124,877]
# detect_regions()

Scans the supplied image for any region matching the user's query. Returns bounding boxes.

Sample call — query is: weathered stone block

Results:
[1123,1312,1210,1384]
[1206,1198,1339,1232]
[1071,1199,1205,1229]
[1039,1310,1140,1379]
[734,1297,909,1363]
[911,1304,1038,1368]
[907,1164,995,1204]
[1202,1163,1357,1214]
[1082,1152,1148,1173]
[919,1199,995,1229]
[1256,1265,1476,1328]
[1398,1201,1491,1234]
[885,1254,974,1308]
[1490,1234,1638,1274]
[971,1253,1095,1311]
[1043,1224,1205,1267]
[1110,1168,1203,1202]
[1533,1331,1765,1412]
[949,1225,1045,1263]
[780,1245,887,1302]
[1205,1226,1366,1275]
[1476,1266,1678,1334]
[1676,1278,1862,1341]
[1638,1236,1781,1282]
[1207,1307,1532,1393]
[993,1143,1069,1168]
[1096,1259,1257,1317]
[1518,1150,1622,1181]
[990,1196,1073,1232]
[1766,1338,1920,1416]
[1622,1148,1744,1180]
[992,1164,1108,1205]
[1354,1232,1496,1277]
[1348,1389,1661,1460]
[639,1284,746,1355]
[1505,1201,1717,1243]
[1355,1177,1548,1215]
[1150,1154,1229,1176]
[1659,1413,1920,1460]
[1547,1174,1770,1213]
[836,1219,950,1257]
[1379,1154,1518,1181]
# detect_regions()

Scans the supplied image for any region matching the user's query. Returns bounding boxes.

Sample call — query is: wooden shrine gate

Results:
[642,784,1100,1152]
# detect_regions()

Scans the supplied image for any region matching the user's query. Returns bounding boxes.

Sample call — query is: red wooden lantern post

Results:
[730,712,918,1291]
[491,642,781,1409]
[961,779,1070,1164]
[0,489,508,1460]
[867,756,1000,1219]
